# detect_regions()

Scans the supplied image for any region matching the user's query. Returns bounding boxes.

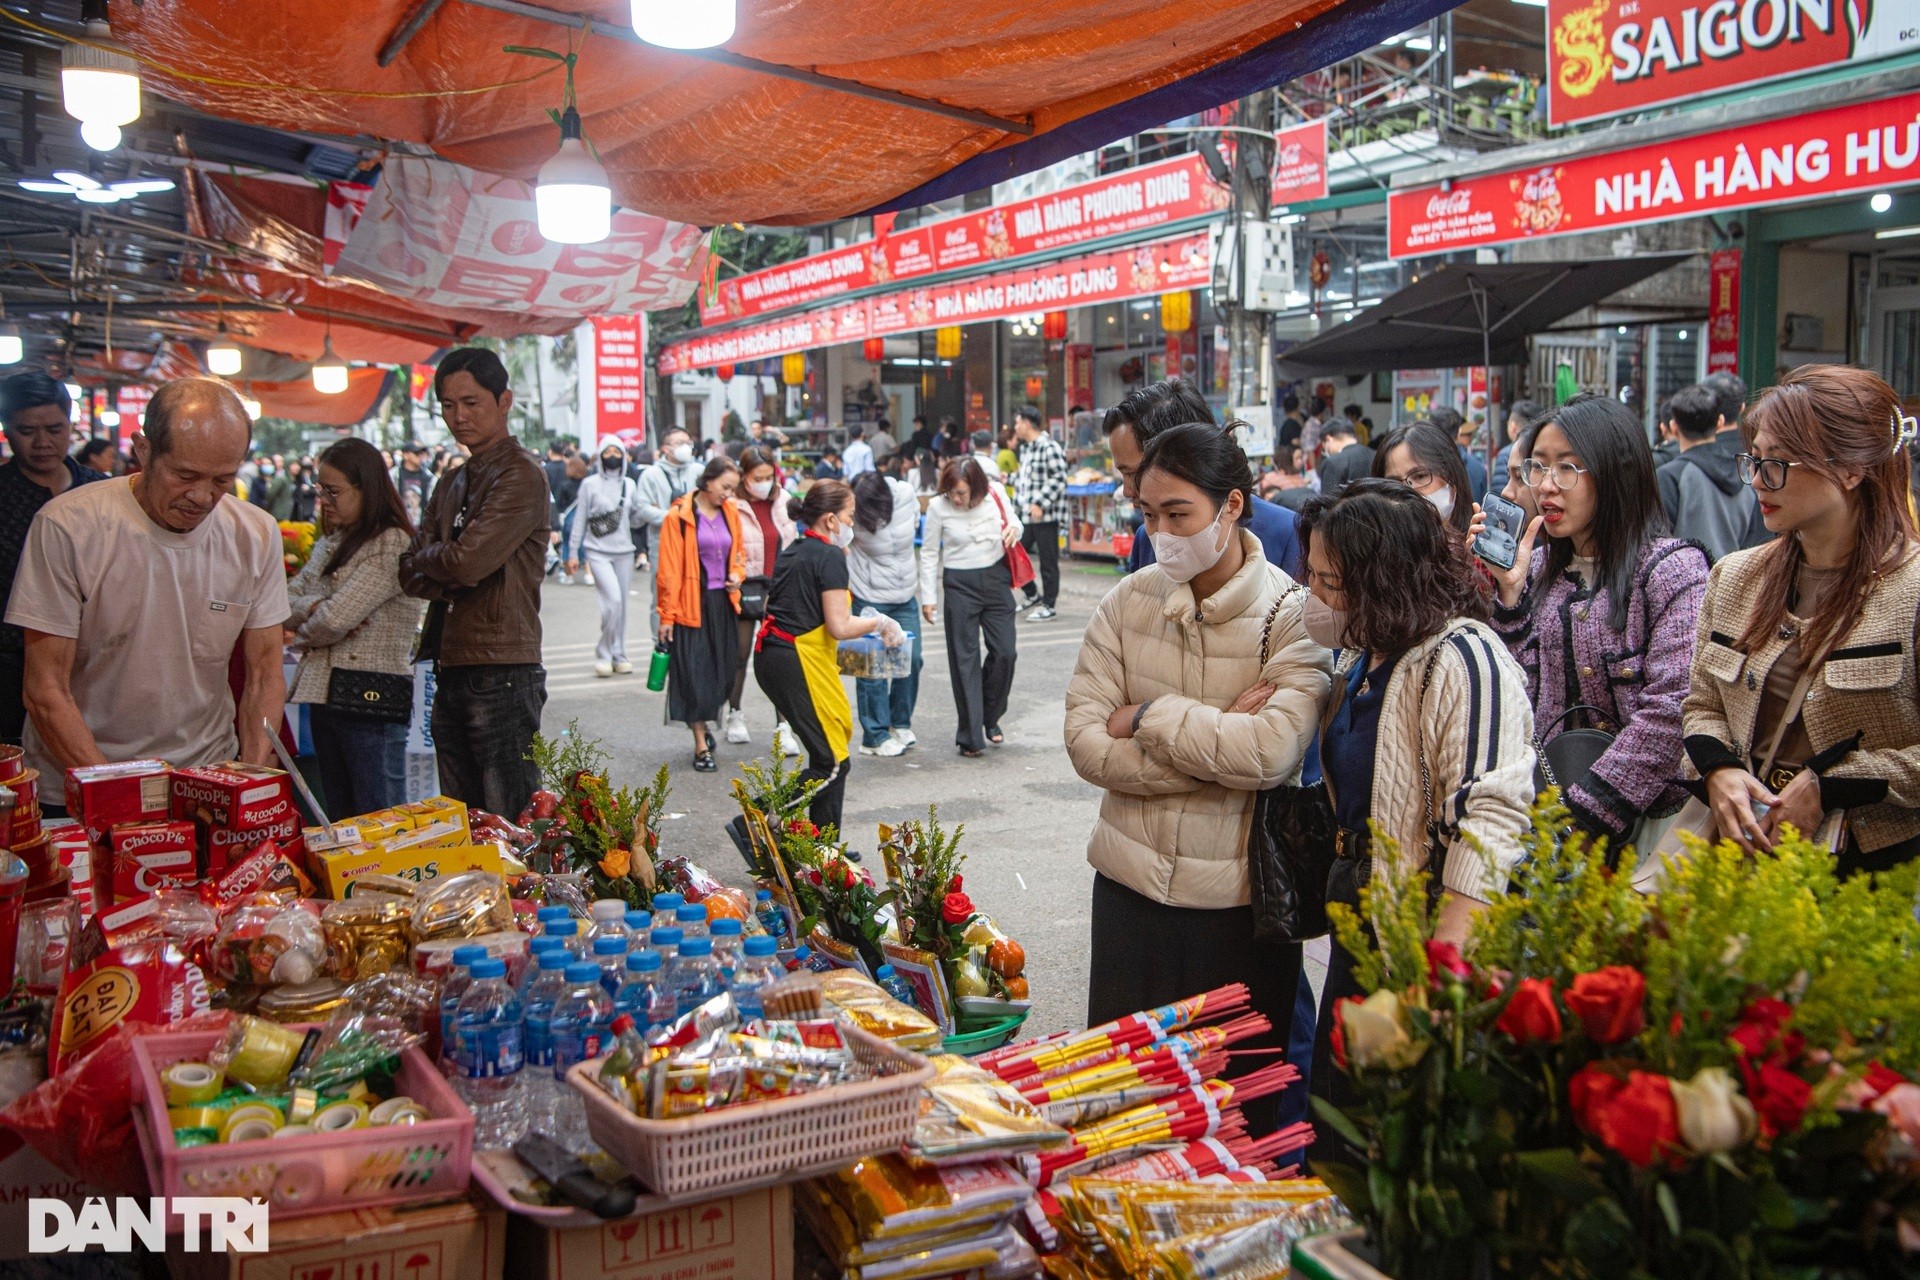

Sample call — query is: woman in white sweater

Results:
[1065,423,1331,1135]
[848,471,923,757]
[920,458,1022,756]
[566,436,643,677]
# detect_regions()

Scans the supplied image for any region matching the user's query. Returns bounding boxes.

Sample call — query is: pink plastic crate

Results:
[132,1026,473,1219]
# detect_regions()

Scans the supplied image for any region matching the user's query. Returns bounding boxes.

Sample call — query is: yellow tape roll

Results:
[219,1103,283,1144]
[224,1018,306,1092]
[368,1097,428,1126]
[312,1100,368,1132]
[288,1087,319,1124]
[271,1124,315,1140]
[167,1105,223,1131]
[162,1062,221,1106]
[222,1118,279,1144]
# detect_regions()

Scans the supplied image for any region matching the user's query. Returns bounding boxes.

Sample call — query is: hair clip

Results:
[1896,408,1919,454]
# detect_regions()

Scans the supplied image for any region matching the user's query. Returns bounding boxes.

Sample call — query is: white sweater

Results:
[848,476,920,605]
[919,491,1023,603]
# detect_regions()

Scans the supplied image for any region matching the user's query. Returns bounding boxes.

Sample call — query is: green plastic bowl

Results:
[941,1009,1029,1056]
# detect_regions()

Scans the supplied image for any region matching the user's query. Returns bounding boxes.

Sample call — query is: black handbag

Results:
[1246,588,1339,945]
[325,668,413,724]
[737,575,772,620]
[1533,703,1640,853]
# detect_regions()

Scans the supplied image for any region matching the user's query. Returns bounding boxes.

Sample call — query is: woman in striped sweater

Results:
[1298,480,1537,1108]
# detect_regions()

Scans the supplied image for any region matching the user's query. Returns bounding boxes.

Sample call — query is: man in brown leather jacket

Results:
[400,348,550,818]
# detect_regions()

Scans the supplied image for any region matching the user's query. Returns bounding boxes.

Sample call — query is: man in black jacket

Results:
[1313,422,1374,499]
[1656,381,1766,561]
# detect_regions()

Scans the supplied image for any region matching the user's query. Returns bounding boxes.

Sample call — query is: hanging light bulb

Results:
[98,408,120,429]
[79,120,120,152]
[631,0,735,50]
[61,2,142,131]
[205,324,243,377]
[63,381,82,406]
[0,323,20,366]
[536,107,611,245]
[240,392,262,420]
[311,335,349,395]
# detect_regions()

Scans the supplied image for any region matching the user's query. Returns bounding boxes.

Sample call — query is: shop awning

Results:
[1276,254,1694,377]
[91,0,1463,227]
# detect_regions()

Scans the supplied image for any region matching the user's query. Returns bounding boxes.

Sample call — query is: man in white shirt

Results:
[8,378,290,791]
[841,424,876,479]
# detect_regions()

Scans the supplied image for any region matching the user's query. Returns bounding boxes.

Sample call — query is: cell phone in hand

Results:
[1473,491,1526,571]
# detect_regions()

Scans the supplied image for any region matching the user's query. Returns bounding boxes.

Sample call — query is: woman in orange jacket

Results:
[657,456,747,771]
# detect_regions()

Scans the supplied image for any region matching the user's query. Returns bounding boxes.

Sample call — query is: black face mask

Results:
[601,455,623,472]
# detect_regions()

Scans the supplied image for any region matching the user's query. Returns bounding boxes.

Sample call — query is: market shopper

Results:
[728,446,797,748]
[921,459,1021,756]
[285,459,317,523]
[1313,421,1373,499]
[842,424,875,479]
[75,437,119,476]
[566,436,644,677]
[1012,406,1068,620]
[848,470,922,757]
[1299,480,1535,1109]
[286,438,423,814]
[658,457,746,772]
[400,347,550,819]
[9,378,290,784]
[1482,395,1709,847]
[636,427,704,641]
[754,481,901,831]
[1065,423,1330,1135]
[1682,365,1920,876]
[1656,382,1766,561]
[1370,420,1476,542]
[395,442,433,526]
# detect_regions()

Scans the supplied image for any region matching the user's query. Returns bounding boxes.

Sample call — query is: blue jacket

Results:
[1127,495,1301,577]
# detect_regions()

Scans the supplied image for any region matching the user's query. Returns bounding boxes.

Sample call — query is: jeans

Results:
[851,596,921,748]
[308,704,409,815]
[431,663,546,818]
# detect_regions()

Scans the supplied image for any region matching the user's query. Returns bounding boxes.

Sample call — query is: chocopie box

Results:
[170,762,300,879]
[63,759,171,844]
[108,819,198,902]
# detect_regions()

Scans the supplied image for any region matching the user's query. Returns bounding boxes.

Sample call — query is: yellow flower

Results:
[1340,989,1428,1071]
[598,846,632,879]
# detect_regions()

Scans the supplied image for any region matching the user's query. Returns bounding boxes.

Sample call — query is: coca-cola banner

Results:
[698,154,1228,324]
[663,232,1213,374]
[1270,119,1330,206]
[1390,88,1920,259]
[1547,0,1913,127]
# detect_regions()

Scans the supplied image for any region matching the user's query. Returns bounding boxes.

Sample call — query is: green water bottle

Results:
[646,645,670,691]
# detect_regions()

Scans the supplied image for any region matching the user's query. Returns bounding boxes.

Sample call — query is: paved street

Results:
[534,554,1128,1038]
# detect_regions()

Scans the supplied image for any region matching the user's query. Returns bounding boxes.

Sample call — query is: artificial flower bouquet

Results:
[1316,795,1920,1280]
[877,808,1028,1030]
[519,723,669,906]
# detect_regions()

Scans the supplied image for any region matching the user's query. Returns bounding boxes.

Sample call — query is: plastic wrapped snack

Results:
[819,970,944,1052]
[409,870,513,941]
[909,1054,1069,1164]
[320,894,411,980]
[837,634,915,680]
[210,900,328,986]
[289,971,438,1094]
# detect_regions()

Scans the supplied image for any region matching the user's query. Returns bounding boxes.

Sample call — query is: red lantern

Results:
[715,363,734,381]
[862,338,885,364]
[1024,375,1044,400]
[1042,311,1068,342]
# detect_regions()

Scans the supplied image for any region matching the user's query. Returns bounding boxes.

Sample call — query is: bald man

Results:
[8,377,289,787]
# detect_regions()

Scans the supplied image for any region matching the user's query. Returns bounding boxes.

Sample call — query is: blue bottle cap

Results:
[545,919,578,937]
[451,944,488,967]
[675,903,708,923]
[876,964,896,979]
[468,958,506,979]
[652,927,684,948]
[565,962,601,984]
[626,949,663,972]
[537,906,569,923]
[794,946,811,960]
[539,951,572,970]
[756,888,772,902]
[652,892,684,911]
[624,910,650,931]
[592,936,627,956]
[678,937,713,957]
[710,917,743,936]
[743,936,777,957]
[529,936,566,954]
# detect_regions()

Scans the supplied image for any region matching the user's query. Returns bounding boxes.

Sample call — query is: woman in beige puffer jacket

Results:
[1064,423,1331,1133]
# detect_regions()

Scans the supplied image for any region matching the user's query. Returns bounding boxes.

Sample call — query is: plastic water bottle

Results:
[729,936,782,1020]
[674,901,709,940]
[520,950,573,1127]
[754,889,784,941]
[670,936,726,1016]
[543,917,585,959]
[522,937,567,993]
[710,917,744,979]
[651,926,683,966]
[623,910,652,951]
[786,945,812,973]
[651,892,685,932]
[587,899,629,948]
[613,949,675,1031]
[875,964,919,1009]
[536,905,570,929]
[438,944,490,1066]
[549,962,614,1153]
[591,935,628,996]
[453,958,526,1149]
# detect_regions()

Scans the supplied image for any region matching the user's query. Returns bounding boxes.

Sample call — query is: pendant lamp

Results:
[206,323,242,377]
[536,107,611,246]
[311,335,349,395]
[62,1,141,132]
[631,0,735,50]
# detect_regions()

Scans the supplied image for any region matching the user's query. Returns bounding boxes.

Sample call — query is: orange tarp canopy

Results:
[251,367,392,426]
[101,0,1449,227]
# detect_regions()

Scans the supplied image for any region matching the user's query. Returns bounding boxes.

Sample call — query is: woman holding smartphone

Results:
[1481,395,1709,846]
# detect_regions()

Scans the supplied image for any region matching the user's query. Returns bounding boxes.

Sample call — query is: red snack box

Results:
[50,938,210,1075]
[109,821,198,902]
[63,760,171,844]
[170,762,298,878]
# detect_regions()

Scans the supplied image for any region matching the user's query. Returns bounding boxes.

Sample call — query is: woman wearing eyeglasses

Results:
[1370,421,1475,540]
[1480,395,1709,847]
[1682,365,1920,876]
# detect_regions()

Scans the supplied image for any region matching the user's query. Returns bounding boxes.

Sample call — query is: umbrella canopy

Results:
[1277,255,1695,377]
[87,0,1460,227]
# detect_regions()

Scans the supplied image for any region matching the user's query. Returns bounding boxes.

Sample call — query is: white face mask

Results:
[831,520,855,549]
[1149,507,1233,585]
[669,444,693,465]
[1424,484,1455,521]
[746,479,773,500]
[1302,593,1349,650]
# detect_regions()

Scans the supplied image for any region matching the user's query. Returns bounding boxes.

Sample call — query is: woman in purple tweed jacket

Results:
[1482,395,1711,841]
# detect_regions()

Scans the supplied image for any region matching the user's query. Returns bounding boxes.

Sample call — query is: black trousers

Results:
[942,562,1017,752]
[1088,872,1301,1137]
[431,663,547,819]
[1019,520,1061,609]
[0,647,25,746]
[1309,857,1366,1165]
[753,639,848,832]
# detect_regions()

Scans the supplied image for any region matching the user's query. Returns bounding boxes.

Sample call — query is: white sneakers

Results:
[774,723,803,757]
[860,737,907,757]
[892,728,917,748]
[612,659,634,675]
[725,709,751,744]
[594,661,613,678]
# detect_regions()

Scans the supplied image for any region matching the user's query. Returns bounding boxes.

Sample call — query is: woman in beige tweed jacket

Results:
[286,439,424,815]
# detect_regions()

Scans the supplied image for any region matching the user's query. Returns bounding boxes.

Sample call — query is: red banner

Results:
[1270,119,1330,206]
[1708,249,1742,377]
[663,233,1213,374]
[699,154,1228,324]
[593,315,646,442]
[1546,0,1911,127]
[1390,89,1920,259]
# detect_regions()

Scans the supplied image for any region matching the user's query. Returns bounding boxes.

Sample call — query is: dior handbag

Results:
[325,668,413,724]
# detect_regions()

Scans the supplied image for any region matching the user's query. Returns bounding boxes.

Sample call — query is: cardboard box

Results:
[503,1185,792,1280]
[166,1194,505,1280]
[394,794,470,836]
[64,759,171,842]
[172,763,298,879]
[313,841,505,899]
[109,820,199,902]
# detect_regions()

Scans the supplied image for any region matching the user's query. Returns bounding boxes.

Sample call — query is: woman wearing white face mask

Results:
[1065,423,1331,1135]
[566,435,643,678]
[920,458,1023,756]
[724,446,797,747]
[1371,420,1477,544]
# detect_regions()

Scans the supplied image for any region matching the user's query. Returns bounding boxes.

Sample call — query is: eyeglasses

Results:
[1394,468,1439,491]
[317,484,349,502]
[1520,459,1590,489]
[1737,452,1834,491]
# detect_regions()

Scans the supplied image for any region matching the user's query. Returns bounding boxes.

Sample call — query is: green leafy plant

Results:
[523,727,668,908]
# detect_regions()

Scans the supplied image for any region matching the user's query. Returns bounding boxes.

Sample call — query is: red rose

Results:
[1742,1058,1814,1137]
[1564,967,1647,1044]
[1330,995,1363,1072]
[1574,1068,1680,1167]
[1494,978,1563,1046]
[1731,998,1804,1065]
[1862,1062,1906,1102]
[1425,940,1472,990]
[940,892,975,925]
[948,874,963,893]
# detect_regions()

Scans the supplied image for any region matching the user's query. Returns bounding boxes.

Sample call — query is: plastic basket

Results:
[567,1026,933,1201]
[941,1009,1030,1056]
[131,1026,474,1220]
